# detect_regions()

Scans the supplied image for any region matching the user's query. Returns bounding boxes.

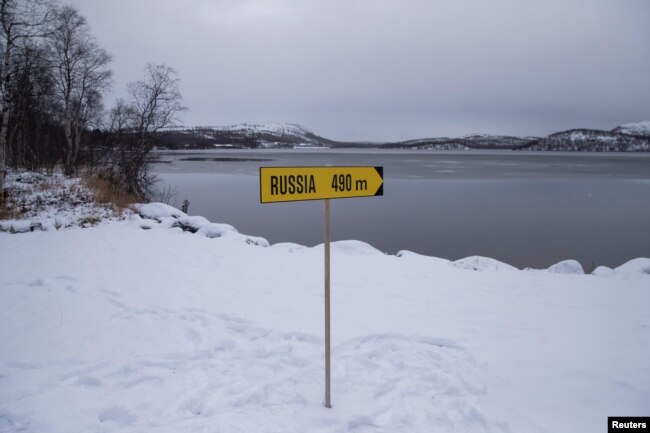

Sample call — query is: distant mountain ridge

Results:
[521,127,650,152]
[611,121,650,137]
[157,124,338,149]
[156,121,650,151]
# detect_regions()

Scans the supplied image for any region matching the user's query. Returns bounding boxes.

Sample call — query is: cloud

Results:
[71,0,650,139]
[194,0,295,25]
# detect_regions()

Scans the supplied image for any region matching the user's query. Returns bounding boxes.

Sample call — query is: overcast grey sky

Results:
[70,0,650,141]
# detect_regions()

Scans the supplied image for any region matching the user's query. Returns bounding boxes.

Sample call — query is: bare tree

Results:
[109,63,185,197]
[48,4,111,176]
[0,0,49,200]
[9,40,59,169]
[130,64,185,144]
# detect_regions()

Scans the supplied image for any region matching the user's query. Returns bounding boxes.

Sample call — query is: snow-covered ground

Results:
[1,201,649,433]
[0,171,123,233]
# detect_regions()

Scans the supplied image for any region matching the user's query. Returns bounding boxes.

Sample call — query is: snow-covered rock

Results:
[547,259,584,274]
[176,215,211,232]
[241,235,270,247]
[271,242,308,253]
[196,222,238,238]
[159,216,181,229]
[329,240,384,256]
[453,255,517,272]
[135,202,186,220]
[138,219,157,230]
[0,219,33,233]
[128,202,271,247]
[592,266,615,277]
[396,250,450,265]
[614,257,650,277]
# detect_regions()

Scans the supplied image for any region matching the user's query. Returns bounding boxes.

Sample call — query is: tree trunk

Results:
[72,124,81,171]
[0,41,12,202]
[63,116,74,175]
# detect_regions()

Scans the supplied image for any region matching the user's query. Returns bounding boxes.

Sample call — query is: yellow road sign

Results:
[260,166,383,203]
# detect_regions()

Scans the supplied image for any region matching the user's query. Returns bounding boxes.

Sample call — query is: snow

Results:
[327,240,384,256]
[590,261,650,278]
[567,131,616,142]
[453,255,517,272]
[129,208,268,246]
[1,204,649,433]
[272,242,309,253]
[176,215,211,232]
[0,219,33,233]
[547,259,585,274]
[167,123,314,138]
[135,202,186,220]
[219,123,311,136]
[614,257,650,277]
[396,250,450,266]
[0,171,120,232]
[196,222,238,238]
[616,121,650,136]
[592,265,615,277]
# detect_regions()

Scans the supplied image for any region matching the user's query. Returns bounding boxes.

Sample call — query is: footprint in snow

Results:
[76,376,102,387]
[28,279,46,287]
[97,405,137,426]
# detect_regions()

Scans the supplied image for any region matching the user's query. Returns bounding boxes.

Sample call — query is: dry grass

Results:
[0,190,21,220]
[33,177,56,192]
[81,170,138,213]
[0,205,20,220]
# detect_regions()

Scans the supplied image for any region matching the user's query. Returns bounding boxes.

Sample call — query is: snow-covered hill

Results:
[385,134,537,150]
[155,122,650,151]
[158,124,335,149]
[519,128,650,152]
[612,121,650,137]
[218,123,314,136]
[1,202,649,433]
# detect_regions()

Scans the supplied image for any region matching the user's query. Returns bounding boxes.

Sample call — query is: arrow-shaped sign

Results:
[260,166,383,203]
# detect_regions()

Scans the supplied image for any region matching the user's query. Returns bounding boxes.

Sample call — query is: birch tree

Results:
[0,0,48,200]
[48,5,111,176]
[110,63,185,196]
[10,40,57,169]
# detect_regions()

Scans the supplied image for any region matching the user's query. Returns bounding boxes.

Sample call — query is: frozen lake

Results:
[154,149,650,270]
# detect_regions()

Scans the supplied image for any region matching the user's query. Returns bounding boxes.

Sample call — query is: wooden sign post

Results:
[260,166,384,408]
[324,198,331,408]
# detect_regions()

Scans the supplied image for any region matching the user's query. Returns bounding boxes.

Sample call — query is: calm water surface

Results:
[154,149,650,270]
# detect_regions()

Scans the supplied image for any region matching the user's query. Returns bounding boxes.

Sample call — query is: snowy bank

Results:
[0,171,125,233]
[1,203,649,433]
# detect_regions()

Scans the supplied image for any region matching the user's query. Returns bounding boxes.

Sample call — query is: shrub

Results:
[79,215,102,227]
[82,170,138,213]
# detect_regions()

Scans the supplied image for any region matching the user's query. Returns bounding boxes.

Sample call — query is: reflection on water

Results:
[154,149,650,270]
